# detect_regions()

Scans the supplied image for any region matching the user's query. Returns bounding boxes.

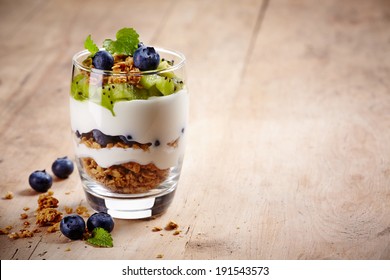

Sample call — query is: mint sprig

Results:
[103,27,139,56]
[86,227,113,248]
[84,35,99,56]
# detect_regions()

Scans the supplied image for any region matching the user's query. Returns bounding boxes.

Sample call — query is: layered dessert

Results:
[70,28,188,194]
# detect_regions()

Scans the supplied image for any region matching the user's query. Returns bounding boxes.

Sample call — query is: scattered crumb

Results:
[76,205,90,217]
[164,221,179,231]
[37,192,59,210]
[36,208,62,226]
[8,229,34,239]
[1,225,16,235]
[64,206,73,214]
[2,190,89,241]
[47,222,60,233]
[156,254,164,259]
[65,247,71,252]
[65,192,71,195]
[8,232,19,239]
[20,213,28,219]
[152,226,163,232]
[3,191,14,199]
[173,230,181,236]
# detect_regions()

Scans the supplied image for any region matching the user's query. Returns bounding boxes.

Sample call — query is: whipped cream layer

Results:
[70,89,188,169]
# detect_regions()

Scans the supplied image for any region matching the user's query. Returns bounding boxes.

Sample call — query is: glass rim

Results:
[72,47,186,76]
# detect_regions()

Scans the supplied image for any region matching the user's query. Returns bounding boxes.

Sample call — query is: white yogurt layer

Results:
[75,143,185,169]
[70,89,188,169]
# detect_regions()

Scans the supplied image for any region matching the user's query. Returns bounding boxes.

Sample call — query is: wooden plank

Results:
[228,0,390,259]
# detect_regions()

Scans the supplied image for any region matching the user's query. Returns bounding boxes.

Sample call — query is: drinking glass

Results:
[70,48,188,219]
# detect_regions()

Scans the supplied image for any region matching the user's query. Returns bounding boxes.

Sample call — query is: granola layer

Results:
[81,157,169,194]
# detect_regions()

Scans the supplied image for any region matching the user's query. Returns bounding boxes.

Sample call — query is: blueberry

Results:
[28,170,53,192]
[133,45,160,71]
[92,129,116,147]
[92,50,114,70]
[119,135,134,145]
[51,157,74,179]
[87,212,114,233]
[60,215,86,240]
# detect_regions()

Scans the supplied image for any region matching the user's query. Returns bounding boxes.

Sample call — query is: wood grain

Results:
[1,0,390,260]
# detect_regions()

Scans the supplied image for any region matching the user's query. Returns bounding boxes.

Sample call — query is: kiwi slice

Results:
[140,74,159,89]
[71,74,89,100]
[100,91,115,116]
[105,83,135,101]
[71,69,184,116]
[147,85,163,97]
[141,74,184,96]
[157,60,175,78]
[156,76,175,96]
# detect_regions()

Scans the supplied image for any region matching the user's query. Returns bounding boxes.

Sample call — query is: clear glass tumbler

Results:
[70,48,188,219]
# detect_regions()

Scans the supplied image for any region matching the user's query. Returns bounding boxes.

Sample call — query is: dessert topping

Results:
[51,156,74,179]
[28,170,53,193]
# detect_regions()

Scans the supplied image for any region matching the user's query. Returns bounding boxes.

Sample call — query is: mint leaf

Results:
[86,228,113,248]
[84,35,99,56]
[102,39,115,53]
[103,27,139,55]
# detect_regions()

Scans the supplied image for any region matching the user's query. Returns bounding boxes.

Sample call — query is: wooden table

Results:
[1,0,390,260]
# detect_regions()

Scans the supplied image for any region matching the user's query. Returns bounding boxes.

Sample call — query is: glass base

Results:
[76,158,182,219]
[83,183,177,219]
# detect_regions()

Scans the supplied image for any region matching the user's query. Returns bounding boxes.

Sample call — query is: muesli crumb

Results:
[47,222,60,233]
[37,192,59,210]
[76,205,90,217]
[173,230,181,236]
[156,254,164,259]
[20,213,28,219]
[152,226,163,232]
[8,229,34,239]
[64,206,73,214]
[4,190,69,240]
[36,208,62,226]
[164,221,179,231]
[3,191,14,199]
[8,232,19,239]
[0,226,12,235]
